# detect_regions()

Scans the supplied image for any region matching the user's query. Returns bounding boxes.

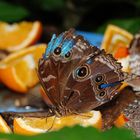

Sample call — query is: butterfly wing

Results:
[38,57,60,107]
[38,30,71,107]
[38,29,125,115]
[66,53,123,112]
[64,48,124,113]
[38,29,96,109]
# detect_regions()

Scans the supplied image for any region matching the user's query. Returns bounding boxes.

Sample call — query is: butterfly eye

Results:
[95,75,103,83]
[76,65,90,79]
[65,51,71,58]
[53,47,61,56]
[99,91,106,97]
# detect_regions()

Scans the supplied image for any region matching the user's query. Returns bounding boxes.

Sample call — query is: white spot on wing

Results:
[42,75,56,82]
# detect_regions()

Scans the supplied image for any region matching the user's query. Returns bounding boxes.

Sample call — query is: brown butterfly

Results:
[37,29,125,116]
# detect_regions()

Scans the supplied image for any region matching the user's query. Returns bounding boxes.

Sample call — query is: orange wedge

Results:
[0,21,42,52]
[14,111,102,135]
[101,25,132,72]
[114,113,127,128]
[0,115,12,133]
[101,24,133,55]
[0,44,46,93]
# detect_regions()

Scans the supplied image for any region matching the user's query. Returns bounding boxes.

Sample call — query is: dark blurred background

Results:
[1,0,140,34]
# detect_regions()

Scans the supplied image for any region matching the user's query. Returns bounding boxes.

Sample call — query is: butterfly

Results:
[37,28,126,117]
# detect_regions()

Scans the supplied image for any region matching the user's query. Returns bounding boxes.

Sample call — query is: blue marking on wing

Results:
[44,34,56,58]
[44,33,64,58]
[61,39,74,56]
[50,33,64,52]
[100,81,121,89]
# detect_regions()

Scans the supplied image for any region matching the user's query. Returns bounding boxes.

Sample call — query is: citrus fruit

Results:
[13,111,102,135]
[0,44,46,93]
[101,25,133,72]
[114,113,127,128]
[101,24,133,55]
[0,115,12,133]
[0,21,42,52]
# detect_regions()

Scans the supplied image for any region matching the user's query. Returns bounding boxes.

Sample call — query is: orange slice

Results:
[114,113,127,128]
[0,21,42,52]
[0,44,46,93]
[14,111,102,135]
[0,115,12,133]
[101,24,133,55]
[101,25,132,72]
[114,47,129,59]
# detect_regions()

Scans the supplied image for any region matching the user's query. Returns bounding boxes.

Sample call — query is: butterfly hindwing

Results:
[64,49,124,113]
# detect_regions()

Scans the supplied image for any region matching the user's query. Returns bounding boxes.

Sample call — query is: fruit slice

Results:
[101,24,133,55]
[14,111,102,135]
[101,25,132,71]
[0,115,12,133]
[0,44,46,93]
[114,47,129,59]
[114,113,127,128]
[0,21,42,52]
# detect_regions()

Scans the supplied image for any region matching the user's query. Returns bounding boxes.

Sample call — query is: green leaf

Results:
[97,18,140,34]
[38,0,65,10]
[0,1,29,22]
[0,126,139,140]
